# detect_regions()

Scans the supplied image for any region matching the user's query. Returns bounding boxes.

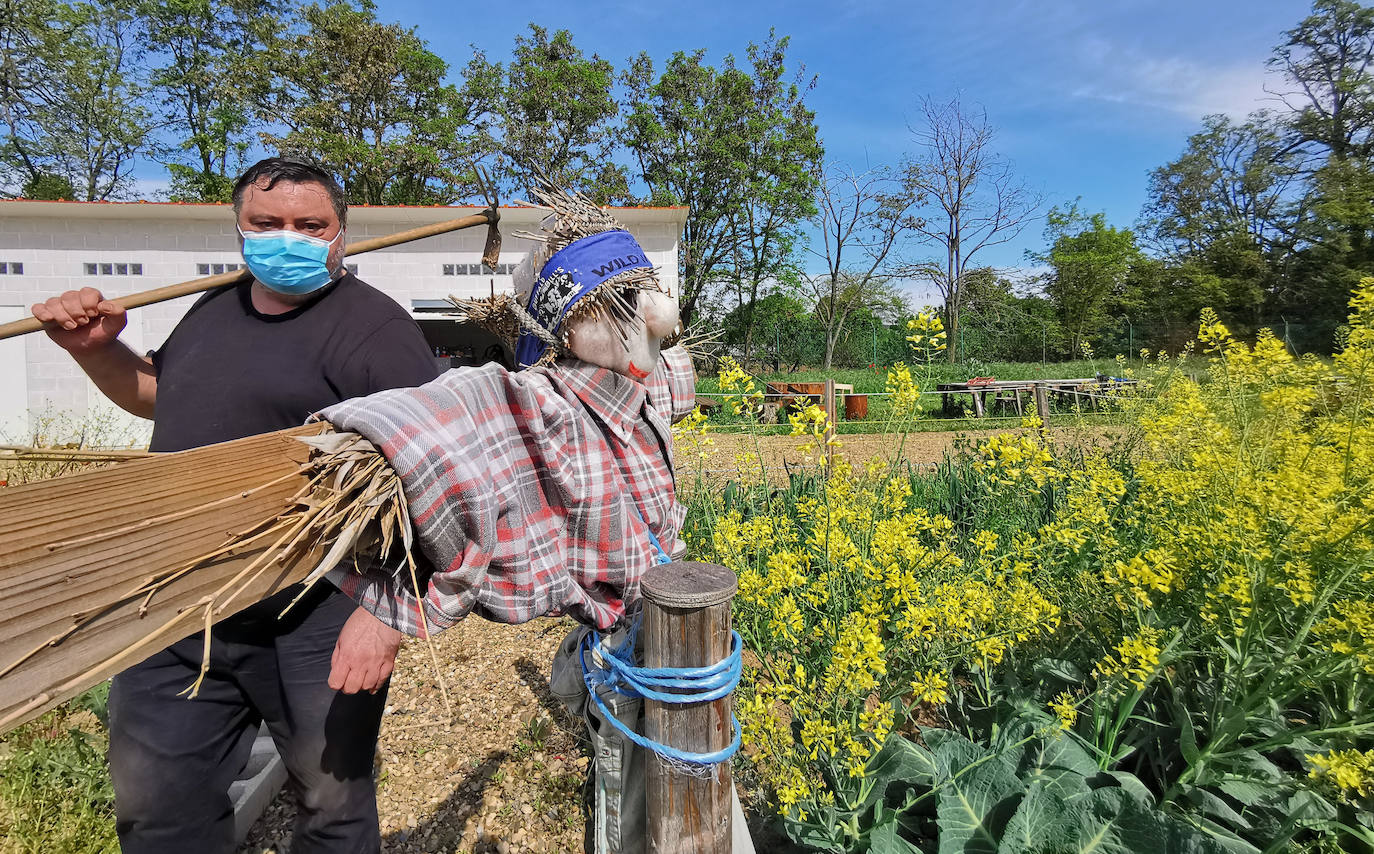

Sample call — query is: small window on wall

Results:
[0,262,22,274]
[197,262,243,276]
[85,261,143,275]
[442,262,517,275]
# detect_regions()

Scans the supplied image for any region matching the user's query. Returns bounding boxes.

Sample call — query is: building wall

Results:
[0,203,683,444]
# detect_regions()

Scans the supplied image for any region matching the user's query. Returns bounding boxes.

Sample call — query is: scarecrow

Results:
[318,178,693,634]
[314,179,697,854]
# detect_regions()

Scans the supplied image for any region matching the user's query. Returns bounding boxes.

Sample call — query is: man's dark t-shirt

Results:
[149,273,439,453]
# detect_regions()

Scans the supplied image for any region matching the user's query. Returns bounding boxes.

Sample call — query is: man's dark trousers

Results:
[108,585,387,854]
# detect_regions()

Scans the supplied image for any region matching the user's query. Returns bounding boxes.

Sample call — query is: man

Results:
[30,157,439,854]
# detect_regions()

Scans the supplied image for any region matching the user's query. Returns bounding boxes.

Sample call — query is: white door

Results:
[0,306,29,441]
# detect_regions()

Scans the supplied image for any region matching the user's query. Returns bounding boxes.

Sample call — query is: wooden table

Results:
[936,377,1138,418]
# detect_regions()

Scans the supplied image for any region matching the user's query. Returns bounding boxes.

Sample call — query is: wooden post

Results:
[642,561,738,854]
[1033,383,1051,424]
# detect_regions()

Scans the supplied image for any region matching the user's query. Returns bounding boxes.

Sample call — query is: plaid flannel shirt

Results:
[319,346,696,636]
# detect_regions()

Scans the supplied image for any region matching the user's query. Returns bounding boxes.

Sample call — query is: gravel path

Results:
[239,617,590,854]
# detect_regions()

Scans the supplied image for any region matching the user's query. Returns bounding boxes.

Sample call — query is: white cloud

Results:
[1070,41,1283,120]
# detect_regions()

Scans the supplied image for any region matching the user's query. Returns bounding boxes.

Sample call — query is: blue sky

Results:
[128,1,1313,300]
[371,0,1312,294]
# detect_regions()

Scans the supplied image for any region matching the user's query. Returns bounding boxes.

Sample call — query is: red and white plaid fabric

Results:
[319,347,696,635]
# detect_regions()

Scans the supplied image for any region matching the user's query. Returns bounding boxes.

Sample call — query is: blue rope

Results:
[634,505,673,566]
[579,624,743,767]
[582,506,740,766]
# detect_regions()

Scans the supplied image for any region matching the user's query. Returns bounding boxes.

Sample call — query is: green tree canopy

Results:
[1,0,153,200]
[461,24,625,201]
[1033,203,1142,356]
[139,0,283,201]
[622,31,822,331]
[259,0,480,205]
[1272,0,1374,162]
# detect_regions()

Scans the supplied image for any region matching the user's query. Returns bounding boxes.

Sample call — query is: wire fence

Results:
[690,381,1155,436]
[721,317,1336,371]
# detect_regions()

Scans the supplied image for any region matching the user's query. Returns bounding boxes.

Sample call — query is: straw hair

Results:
[462,172,673,365]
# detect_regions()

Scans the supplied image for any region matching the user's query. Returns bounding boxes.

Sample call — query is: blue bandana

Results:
[516,230,653,367]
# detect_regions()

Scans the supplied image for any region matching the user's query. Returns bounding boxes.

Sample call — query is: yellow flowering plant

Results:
[677,281,1374,851]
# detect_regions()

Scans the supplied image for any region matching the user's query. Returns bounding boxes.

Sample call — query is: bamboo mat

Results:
[0,424,329,730]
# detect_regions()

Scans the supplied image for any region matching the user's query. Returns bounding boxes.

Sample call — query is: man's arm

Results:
[31,288,157,419]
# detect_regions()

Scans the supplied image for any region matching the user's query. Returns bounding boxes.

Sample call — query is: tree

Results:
[461,24,625,201]
[1270,0,1374,163]
[0,0,153,200]
[804,162,919,368]
[722,291,817,371]
[724,34,824,357]
[1269,1,1374,342]
[1141,113,1300,260]
[139,0,283,201]
[957,267,1061,362]
[900,96,1041,362]
[1032,204,1142,356]
[622,32,822,331]
[260,0,480,205]
[1139,114,1291,326]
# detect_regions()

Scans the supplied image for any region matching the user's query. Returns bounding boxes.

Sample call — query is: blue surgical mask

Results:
[237,226,342,295]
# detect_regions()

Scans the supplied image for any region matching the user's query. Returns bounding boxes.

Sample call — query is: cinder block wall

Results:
[0,202,683,443]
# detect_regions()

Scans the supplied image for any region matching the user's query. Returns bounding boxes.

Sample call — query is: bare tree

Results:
[901,96,1042,361]
[804,162,920,368]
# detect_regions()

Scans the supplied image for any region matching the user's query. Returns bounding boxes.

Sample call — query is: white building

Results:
[0,200,687,444]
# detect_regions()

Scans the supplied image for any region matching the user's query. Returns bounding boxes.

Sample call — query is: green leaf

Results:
[1071,788,1231,854]
[781,811,846,852]
[1033,658,1088,686]
[1182,786,1252,831]
[1284,789,1337,822]
[1018,732,1098,801]
[1084,770,1156,807]
[930,731,1024,854]
[998,781,1078,854]
[1174,696,1202,766]
[926,728,993,780]
[864,818,925,854]
[863,734,938,809]
[1214,778,1270,808]
[1210,750,1282,784]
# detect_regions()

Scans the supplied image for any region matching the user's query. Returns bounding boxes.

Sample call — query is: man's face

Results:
[236,178,346,277]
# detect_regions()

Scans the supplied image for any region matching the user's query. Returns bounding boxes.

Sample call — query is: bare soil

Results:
[680,423,1121,487]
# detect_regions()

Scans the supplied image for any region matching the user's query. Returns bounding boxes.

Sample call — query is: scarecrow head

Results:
[451,179,681,378]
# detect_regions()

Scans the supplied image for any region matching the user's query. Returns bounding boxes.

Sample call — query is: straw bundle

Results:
[0,423,426,731]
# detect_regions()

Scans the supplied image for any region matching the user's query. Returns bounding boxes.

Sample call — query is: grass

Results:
[0,685,117,854]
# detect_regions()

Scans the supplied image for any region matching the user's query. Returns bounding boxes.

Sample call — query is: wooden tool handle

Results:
[0,208,499,341]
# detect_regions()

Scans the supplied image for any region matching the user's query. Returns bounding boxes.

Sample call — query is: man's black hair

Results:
[232,156,348,225]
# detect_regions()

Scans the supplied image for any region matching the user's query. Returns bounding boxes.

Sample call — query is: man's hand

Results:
[329,607,403,694]
[31,287,128,354]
